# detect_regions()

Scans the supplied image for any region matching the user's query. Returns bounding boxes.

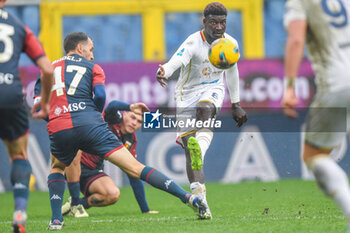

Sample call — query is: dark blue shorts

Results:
[0,107,29,141]
[79,164,107,196]
[50,123,123,166]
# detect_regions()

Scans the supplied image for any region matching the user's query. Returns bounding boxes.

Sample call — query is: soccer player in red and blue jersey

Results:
[62,101,158,214]
[45,32,207,230]
[0,0,53,232]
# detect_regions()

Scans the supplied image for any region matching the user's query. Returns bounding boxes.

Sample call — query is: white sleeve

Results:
[162,36,196,77]
[225,64,240,103]
[284,0,307,29]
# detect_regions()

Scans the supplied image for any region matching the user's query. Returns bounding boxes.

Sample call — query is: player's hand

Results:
[130,103,150,115]
[146,210,159,214]
[281,87,299,118]
[31,100,50,119]
[156,64,168,88]
[231,102,247,128]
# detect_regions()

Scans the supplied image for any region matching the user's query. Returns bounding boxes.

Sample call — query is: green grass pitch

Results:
[0,180,347,232]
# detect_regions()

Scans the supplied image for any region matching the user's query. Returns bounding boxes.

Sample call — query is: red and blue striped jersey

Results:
[47,54,105,135]
[0,7,45,108]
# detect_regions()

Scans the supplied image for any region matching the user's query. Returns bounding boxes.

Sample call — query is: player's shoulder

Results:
[183,31,202,46]
[224,33,239,47]
[0,8,26,32]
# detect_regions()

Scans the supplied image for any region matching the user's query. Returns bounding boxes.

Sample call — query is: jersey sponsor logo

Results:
[211,92,218,99]
[53,102,86,116]
[62,102,86,113]
[0,72,14,84]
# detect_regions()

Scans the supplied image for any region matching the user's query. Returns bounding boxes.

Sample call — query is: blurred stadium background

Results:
[1,0,350,193]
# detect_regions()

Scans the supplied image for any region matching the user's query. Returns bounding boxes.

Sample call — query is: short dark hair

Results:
[203,2,227,18]
[63,32,90,54]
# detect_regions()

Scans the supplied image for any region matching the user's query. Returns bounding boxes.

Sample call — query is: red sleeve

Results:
[92,64,105,88]
[24,26,46,62]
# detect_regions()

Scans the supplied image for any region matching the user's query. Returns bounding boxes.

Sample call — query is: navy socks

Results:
[67,182,81,206]
[48,173,66,221]
[11,159,32,211]
[140,166,190,203]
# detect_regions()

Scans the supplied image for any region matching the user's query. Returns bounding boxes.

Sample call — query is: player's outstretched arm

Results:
[231,102,247,128]
[31,56,54,119]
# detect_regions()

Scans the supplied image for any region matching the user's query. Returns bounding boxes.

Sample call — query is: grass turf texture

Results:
[0,180,347,233]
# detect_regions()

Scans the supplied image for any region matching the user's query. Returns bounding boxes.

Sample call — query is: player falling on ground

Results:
[44,31,207,230]
[0,0,54,232]
[156,2,247,219]
[61,100,158,215]
[282,0,350,230]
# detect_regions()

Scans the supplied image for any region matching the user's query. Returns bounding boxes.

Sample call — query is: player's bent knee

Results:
[303,142,332,164]
[107,188,120,205]
[196,101,216,121]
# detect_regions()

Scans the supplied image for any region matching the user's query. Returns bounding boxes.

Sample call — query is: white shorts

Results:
[305,89,350,149]
[175,86,225,146]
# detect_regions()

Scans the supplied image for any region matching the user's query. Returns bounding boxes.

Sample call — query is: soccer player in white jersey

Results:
[282,0,350,229]
[156,2,247,219]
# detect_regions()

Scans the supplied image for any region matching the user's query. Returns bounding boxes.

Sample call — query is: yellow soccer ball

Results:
[208,38,239,69]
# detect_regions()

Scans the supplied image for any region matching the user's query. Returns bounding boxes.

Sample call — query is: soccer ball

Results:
[208,38,239,69]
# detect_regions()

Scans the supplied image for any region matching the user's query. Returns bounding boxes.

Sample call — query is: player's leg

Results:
[303,93,350,225]
[181,134,212,219]
[62,151,88,217]
[47,155,67,230]
[188,100,216,170]
[303,143,350,220]
[84,176,120,207]
[47,128,80,230]
[5,134,31,233]
[105,147,208,218]
[1,108,31,233]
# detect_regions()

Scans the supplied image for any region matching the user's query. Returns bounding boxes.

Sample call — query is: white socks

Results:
[195,129,213,160]
[309,155,350,218]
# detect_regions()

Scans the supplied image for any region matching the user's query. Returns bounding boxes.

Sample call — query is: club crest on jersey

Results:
[54,106,62,116]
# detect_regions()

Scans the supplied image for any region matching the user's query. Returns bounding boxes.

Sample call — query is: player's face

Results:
[203,15,226,44]
[81,38,94,61]
[122,111,143,134]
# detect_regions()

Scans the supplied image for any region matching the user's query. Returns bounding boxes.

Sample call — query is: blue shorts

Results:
[50,123,123,166]
[79,164,108,196]
[0,106,29,141]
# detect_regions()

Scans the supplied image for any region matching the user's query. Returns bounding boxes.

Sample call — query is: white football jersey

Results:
[284,0,350,93]
[163,30,240,103]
